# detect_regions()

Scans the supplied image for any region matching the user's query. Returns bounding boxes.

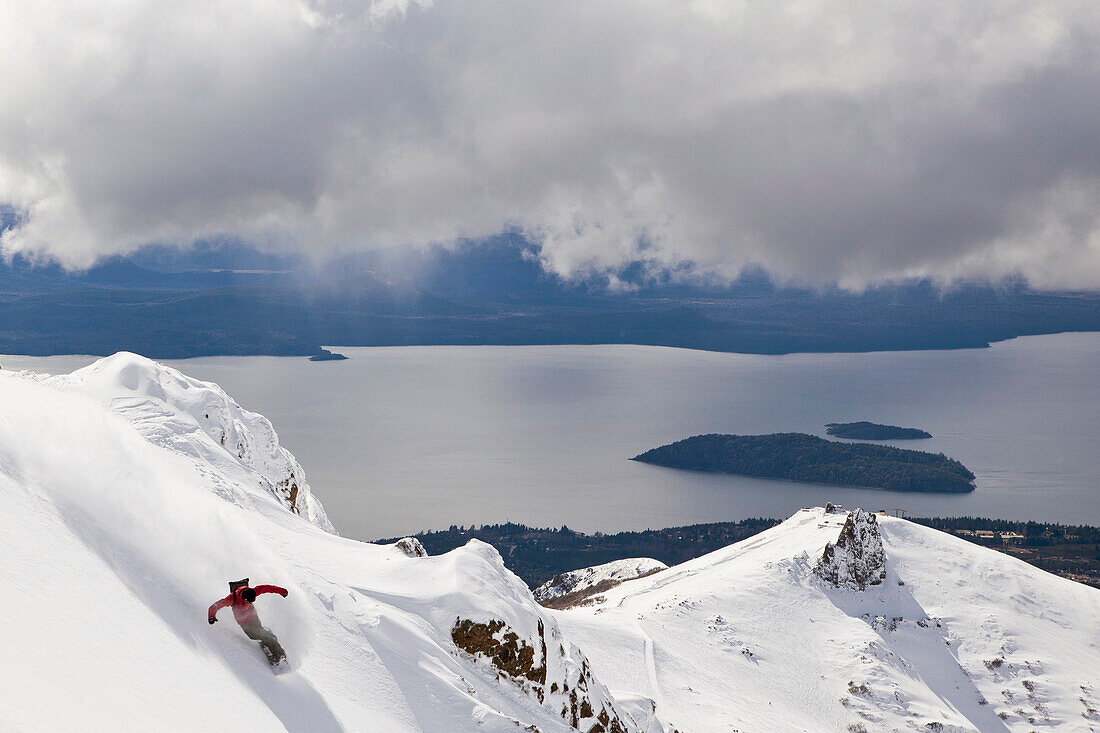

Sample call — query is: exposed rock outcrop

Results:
[815,509,886,590]
[452,616,635,733]
[394,537,428,557]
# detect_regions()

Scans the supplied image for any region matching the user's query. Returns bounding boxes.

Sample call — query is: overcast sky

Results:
[2,0,1100,287]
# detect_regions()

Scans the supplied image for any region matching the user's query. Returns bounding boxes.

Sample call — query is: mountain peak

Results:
[552,506,1100,731]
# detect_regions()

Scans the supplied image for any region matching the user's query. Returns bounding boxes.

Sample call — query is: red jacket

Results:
[208,585,287,626]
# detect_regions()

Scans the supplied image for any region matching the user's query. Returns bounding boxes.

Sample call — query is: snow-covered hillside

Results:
[3,353,1098,732]
[535,558,668,608]
[554,507,1100,732]
[0,354,653,732]
[34,352,333,531]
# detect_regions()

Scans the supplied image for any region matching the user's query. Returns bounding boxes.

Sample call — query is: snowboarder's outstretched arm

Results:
[253,584,288,598]
[208,594,232,624]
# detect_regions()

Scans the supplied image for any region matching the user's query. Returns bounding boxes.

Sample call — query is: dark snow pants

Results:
[241,618,285,662]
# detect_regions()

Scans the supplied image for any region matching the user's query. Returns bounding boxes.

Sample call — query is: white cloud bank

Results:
[2,0,1100,287]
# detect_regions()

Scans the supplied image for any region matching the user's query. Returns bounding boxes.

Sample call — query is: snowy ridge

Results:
[535,558,668,607]
[0,355,652,732]
[554,508,1100,732]
[38,352,333,532]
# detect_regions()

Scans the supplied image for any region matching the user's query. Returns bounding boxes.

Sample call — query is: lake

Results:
[4,333,1098,539]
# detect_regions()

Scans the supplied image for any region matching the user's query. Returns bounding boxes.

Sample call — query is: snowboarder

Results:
[208,578,289,666]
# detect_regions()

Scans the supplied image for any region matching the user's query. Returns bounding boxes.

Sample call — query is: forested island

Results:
[632,433,975,493]
[309,348,348,361]
[825,422,932,440]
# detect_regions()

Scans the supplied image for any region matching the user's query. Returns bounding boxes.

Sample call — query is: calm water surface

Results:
[5,333,1098,539]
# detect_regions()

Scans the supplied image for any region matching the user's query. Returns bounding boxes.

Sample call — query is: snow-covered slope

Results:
[3,353,1098,732]
[535,558,668,608]
[554,508,1100,732]
[0,354,654,732]
[35,352,333,531]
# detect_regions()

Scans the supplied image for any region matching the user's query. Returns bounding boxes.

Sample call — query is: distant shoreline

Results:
[4,329,1099,362]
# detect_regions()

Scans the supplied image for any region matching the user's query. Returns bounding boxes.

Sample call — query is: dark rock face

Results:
[453,618,547,686]
[451,618,632,733]
[275,471,300,514]
[815,509,887,590]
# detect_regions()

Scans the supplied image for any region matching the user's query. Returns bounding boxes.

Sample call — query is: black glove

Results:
[208,617,217,625]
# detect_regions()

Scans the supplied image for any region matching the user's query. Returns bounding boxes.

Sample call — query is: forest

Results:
[377,518,779,588]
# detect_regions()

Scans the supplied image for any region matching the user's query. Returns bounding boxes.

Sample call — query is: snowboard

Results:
[261,645,291,674]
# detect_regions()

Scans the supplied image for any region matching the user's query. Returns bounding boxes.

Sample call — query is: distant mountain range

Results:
[2,235,1100,357]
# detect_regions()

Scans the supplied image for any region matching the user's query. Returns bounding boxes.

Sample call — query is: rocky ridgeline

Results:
[815,508,887,590]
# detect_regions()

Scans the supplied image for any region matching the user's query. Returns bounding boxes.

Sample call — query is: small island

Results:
[632,433,975,493]
[825,422,932,440]
[310,348,349,362]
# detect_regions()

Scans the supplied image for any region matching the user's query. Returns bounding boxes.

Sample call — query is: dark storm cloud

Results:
[2,0,1100,287]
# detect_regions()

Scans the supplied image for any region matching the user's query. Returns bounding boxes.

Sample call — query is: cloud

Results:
[2,0,1100,287]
